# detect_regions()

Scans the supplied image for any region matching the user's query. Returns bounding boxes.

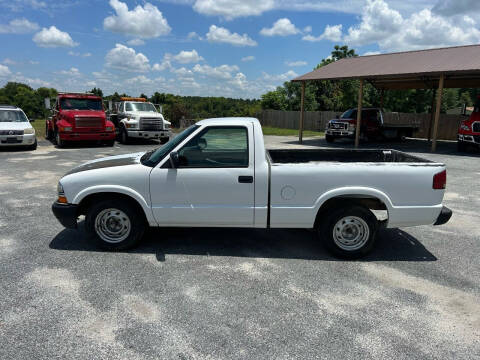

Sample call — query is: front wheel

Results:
[319,204,378,259]
[85,199,145,250]
[55,130,65,148]
[120,127,129,144]
[160,137,169,144]
[325,134,335,143]
[105,139,115,147]
[457,140,467,152]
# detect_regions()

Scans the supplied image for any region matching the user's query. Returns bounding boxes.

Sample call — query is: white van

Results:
[0,105,37,150]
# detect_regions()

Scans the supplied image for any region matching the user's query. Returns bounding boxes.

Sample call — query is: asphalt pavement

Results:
[0,136,479,359]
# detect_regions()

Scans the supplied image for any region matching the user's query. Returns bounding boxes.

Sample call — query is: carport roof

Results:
[292,44,480,89]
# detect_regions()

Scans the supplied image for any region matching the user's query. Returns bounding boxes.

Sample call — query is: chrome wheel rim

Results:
[95,208,131,243]
[333,216,369,251]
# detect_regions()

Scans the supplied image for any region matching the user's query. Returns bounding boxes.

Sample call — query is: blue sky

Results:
[0,0,479,98]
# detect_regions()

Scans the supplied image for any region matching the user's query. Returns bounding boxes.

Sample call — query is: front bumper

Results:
[434,206,452,226]
[127,130,171,139]
[0,134,36,147]
[458,134,480,145]
[59,132,116,141]
[52,202,78,229]
[326,129,355,137]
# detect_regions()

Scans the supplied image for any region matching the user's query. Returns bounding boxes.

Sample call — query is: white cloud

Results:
[0,64,11,77]
[433,0,480,17]
[302,24,343,42]
[187,31,202,40]
[33,26,78,48]
[260,18,300,36]
[127,38,145,46]
[58,67,81,76]
[193,64,239,79]
[241,55,255,62]
[105,44,151,72]
[362,51,381,56]
[345,0,480,51]
[303,25,312,33]
[193,0,275,19]
[285,60,307,67]
[152,60,172,72]
[262,70,298,82]
[3,58,16,65]
[206,25,257,46]
[172,67,194,77]
[68,51,91,57]
[166,49,204,64]
[103,0,171,39]
[229,72,248,89]
[125,75,154,85]
[0,18,39,34]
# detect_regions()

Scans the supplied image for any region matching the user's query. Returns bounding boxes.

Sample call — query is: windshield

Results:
[60,98,103,111]
[0,110,28,122]
[141,125,199,167]
[340,109,356,119]
[126,102,157,112]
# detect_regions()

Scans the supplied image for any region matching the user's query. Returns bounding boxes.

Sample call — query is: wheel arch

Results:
[313,187,392,228]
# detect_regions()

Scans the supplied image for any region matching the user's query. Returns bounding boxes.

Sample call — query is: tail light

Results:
[433,170,446,190]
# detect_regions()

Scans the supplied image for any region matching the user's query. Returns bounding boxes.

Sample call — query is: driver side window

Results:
[177,126,248,168]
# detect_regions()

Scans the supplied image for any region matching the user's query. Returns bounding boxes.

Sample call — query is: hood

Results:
[0,121,32,131]
[129,111,164,118]
[65,152,145,176]
[62,110,106,119]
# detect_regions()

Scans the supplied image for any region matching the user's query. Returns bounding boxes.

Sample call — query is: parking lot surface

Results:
[0,137,479,359]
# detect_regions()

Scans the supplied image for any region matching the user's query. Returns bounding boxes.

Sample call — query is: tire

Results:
[85,198,146,251]
[55,130,65,148]
[45,124,51,140]
[318,204,378,259]
[105,139,115,147]
[160,137,169,144]
[28,140,37,151]
[325,134,335,143]
[457,140,467,152]
[120,127,129,144]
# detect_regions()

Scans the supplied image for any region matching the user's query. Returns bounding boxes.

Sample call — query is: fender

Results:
[313,186,394,214]
[72,185,157,225]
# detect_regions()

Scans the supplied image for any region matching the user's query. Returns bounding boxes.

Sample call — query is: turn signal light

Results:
[433,170,446,190]
[57,196,68,204]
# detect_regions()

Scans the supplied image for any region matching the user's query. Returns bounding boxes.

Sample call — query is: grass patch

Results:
[261,126,324,137]
[32,119,46,139]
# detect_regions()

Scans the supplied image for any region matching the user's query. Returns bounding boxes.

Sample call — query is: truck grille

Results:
[329,122,347,130]
[75,117,103,128]
[0,130,24,135]
[472,122,480,133]
[140,118,163,131]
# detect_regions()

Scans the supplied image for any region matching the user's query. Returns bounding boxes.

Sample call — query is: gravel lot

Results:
[0,136,479,359]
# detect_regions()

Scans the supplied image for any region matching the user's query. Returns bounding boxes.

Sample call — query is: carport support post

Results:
[355,79,364,148]
[431,74,445,152]
[299,81,305,143]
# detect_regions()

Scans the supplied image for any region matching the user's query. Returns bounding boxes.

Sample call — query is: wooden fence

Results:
[258,110,463,140]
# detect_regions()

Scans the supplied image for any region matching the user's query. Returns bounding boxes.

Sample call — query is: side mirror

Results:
[44,98,51,110]
[198,138,207,150]
[169,151,180,168]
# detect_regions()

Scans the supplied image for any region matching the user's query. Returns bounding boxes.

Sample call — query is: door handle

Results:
[238,176,253,183]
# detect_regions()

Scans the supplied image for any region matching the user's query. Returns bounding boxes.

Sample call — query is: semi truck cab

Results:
[46,93,115,147]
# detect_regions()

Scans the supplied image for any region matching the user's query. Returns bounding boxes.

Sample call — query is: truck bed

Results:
[267,149,431,164]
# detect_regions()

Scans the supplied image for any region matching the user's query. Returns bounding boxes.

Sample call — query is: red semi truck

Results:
[457,96,480,151]
[46,93,115,147]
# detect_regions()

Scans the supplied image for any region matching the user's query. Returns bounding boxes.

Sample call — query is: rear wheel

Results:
[85,199,145,250]
[318,204,378,259]
[325,134,335,143]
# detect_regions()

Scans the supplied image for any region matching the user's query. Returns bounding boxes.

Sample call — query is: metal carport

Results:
[292,44,480,151]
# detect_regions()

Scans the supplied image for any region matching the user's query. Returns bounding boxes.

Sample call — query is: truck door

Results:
[149,124,255,227]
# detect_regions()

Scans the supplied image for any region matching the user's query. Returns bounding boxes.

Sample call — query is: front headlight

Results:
[106,126,113,131]
[348,123,356,130]
[460,124,470,131]
[24,128,35,135]
[57,182,64,195]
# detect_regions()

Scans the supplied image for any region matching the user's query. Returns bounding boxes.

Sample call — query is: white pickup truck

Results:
[52,117,452,258]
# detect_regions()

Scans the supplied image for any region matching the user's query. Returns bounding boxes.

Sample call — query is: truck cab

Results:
[457,96,480,151]
[109,97,171,145]
[46,93,115,147]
